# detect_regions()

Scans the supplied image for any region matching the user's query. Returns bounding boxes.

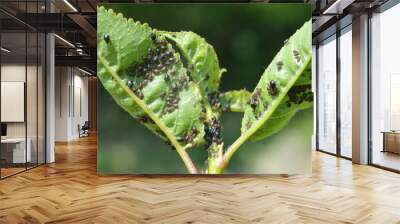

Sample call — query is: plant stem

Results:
[207,142,224,174]
[99,56,198,174]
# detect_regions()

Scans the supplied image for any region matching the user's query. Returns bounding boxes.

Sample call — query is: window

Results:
[0,1,46,179]
[317,35,337,154]
[339,26,352,158]
[370,3,400,171]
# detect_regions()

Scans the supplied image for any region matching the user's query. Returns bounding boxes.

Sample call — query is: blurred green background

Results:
[97,3,312,174]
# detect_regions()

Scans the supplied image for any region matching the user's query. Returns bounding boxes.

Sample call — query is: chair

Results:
[78,121,90,138]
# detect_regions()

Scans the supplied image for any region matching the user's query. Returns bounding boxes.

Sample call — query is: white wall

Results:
[55,67,89,141]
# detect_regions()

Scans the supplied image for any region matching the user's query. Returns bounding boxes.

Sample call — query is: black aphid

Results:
[209,117,222,144]
[151,33,156,41]
[127,80,134,89]
[103,33,110,43]
[208,91,221,109]
[250,88,261,110]
[165,50,172,57]
[135,90,144,100]
[276,61,284,71]
[267,80,278,96]
[137,65,144,73]
[293,50,301,63]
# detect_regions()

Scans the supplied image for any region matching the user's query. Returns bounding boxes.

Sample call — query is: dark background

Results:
[98,3,313,174]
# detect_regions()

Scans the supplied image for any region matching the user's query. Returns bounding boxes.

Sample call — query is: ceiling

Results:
[0,0,393,74]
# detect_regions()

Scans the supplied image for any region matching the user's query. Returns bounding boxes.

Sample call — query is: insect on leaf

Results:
[97,7,207,149]
[240,20,312,140]
[160,31,226,153]
[160,31,225,95]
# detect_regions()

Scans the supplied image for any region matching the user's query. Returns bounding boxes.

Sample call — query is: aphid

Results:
[140,116,150,123]
[103,33,110,43]
[137,65,143,73]
[222,103,230,112]
[250,97,258,110]
[139,80,148,89]
[127,80,134,89]
[246,121,252,129]
[164,140,175,150]
[284,38,289,45]
[293,50,301,63]
[250,88,261,109]
[208,91,220,109]
[176,136,185,142]
[263,101,269,110]
[209,117,222,143]
[171,83,179,93]
[147,73,155,81]
[164,75,170,82]
[267,80,278,96]
[152,56,158,62]
[136,90,144,100]
[276,61,283,71]
[151,33,156,41]
[165,50,172,57]
[185,134,193,143]
[168,57,176,63]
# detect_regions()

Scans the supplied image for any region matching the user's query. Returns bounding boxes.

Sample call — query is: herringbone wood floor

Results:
[1,135,400,224]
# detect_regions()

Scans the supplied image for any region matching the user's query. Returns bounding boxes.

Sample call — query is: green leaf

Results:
[249,62,312,141]
[240,20,312,139]
[249,82,313,142]
[160,31,226,156]
[220,89,251,113]
[97,6,153,73]
[97,7,206,150]
[160,31,225,94]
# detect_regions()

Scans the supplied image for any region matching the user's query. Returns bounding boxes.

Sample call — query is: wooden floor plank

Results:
[0,135,400,223]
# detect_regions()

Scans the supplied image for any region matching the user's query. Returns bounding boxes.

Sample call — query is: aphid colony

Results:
[104,32,202,147]
[207,91,221,109]
[286,85,313,107]
[250,79,278,112]
[125,32,189,112]
[177,126,200,145]
[248,45,304,115]
[204,116,222,148]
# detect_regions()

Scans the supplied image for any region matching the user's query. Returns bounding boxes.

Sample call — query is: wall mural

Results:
[97,4,313,174]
